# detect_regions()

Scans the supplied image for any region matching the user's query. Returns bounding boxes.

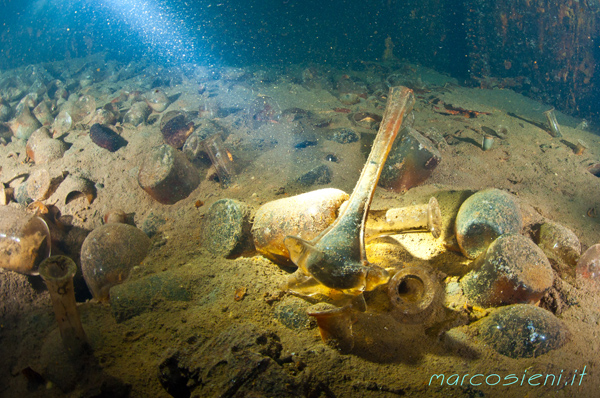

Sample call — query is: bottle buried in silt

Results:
[543,108,563,138]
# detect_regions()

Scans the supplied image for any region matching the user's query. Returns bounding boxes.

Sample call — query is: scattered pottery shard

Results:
[455,188,522,259]
[284,86,415,298]
[27,168,60,201]
[351,111,382,130]
[63,95,96,124]
[52,110,73,138]
[89,108,117,126]
[431,99,491,118]
[307,302,356,353]
[0,184,14,205]
[365,197,442,240]
[252,188,349,265]
[145,88,170,112]
[33,101,54,126]
[54,175,96,205]
[0,98,11,122]
[379,127,442,193]
[89,123,128,152]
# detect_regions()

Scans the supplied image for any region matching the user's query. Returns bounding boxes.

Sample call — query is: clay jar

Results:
[537,221,581,278]
[475,304,569,359]
[9,106,41,140]
[0,206,51,275]
[138,144,201,205]
[455,188,523,259]
[80,223,151,302]
[460,233,554,307]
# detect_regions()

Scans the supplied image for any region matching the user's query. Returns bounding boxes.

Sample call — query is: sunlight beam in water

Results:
[101,0,202,64]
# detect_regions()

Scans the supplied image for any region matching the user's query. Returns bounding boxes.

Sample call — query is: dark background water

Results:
[0,0,466,74]
[0,0,598,122]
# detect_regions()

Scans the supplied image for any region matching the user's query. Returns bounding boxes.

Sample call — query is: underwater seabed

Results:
[1,53,600,397]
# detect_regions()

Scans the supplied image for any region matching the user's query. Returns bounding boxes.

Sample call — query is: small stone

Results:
[338,93,360,105]
[296,164,332,187]
[110,270,191,322]
[455,188,523,259]
[14,183,32,206]
[141,212,167,237]
[201,199,252,258]
[475,304,569,358]
[274,298,311,330]
[328,128,360,144]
